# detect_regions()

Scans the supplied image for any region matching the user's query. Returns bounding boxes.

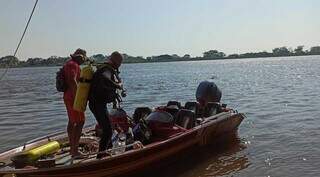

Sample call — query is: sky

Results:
[0,0,319,60]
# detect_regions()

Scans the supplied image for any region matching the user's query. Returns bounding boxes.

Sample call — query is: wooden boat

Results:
[0,102,245,177]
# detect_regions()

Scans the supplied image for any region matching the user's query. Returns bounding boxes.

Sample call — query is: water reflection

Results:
[137,132,249,177]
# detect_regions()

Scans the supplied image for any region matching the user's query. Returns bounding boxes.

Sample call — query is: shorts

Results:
[64,98,85,124]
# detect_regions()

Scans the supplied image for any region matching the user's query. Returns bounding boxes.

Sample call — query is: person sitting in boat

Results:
[88,51,124,159]
[63,48,88,158]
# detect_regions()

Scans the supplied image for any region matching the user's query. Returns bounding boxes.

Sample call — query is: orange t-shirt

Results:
[63,59,80,102]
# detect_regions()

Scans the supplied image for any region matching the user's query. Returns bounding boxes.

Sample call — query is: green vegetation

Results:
[0,56,19,68]
[1,45,320,68]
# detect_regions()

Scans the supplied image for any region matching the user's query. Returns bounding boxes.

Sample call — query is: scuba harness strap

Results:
[90,63,125,105]
[96,63,121,86]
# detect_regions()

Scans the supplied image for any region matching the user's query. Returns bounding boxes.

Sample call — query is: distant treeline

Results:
[1,45,320,68]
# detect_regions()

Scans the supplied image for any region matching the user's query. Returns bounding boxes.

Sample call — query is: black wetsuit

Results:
[88,64,120,154]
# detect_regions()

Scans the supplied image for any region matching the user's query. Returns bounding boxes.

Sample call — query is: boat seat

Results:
[165,101,180,117]
[175,109,196,129]
[184,101,202,118]
[167,101,182,109]
[184,101,197,111]
[133,107,152,124]
[165,106,180,118]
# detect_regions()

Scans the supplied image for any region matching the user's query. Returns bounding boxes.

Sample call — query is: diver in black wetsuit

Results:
[88,52,124,159]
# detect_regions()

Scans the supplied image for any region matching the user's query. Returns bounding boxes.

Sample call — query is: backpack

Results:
[56,67,67,92]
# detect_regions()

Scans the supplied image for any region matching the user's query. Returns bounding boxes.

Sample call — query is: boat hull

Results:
[0,112,244,177]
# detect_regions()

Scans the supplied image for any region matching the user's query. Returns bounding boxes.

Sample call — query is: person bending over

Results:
[88,51,124,159]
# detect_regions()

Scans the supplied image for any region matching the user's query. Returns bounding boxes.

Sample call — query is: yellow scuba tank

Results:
[25,141,60,161]
[11,141,60,165]
[73,64,94,112]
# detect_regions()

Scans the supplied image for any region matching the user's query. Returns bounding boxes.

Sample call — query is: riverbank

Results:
[1,54,319,69]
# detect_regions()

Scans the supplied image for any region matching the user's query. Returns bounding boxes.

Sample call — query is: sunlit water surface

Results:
[0,56,319,177]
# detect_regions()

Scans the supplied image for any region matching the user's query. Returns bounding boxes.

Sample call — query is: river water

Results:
[0,56,319,177]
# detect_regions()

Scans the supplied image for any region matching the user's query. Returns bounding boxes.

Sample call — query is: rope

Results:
[0,0,39,81]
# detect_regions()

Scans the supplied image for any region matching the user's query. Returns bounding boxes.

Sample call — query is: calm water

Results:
[0,56,319,177]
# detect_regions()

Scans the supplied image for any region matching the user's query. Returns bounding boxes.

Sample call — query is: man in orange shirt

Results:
[63,48,87,157]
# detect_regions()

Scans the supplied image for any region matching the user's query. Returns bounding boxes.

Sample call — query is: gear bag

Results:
[56,67,67,92]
